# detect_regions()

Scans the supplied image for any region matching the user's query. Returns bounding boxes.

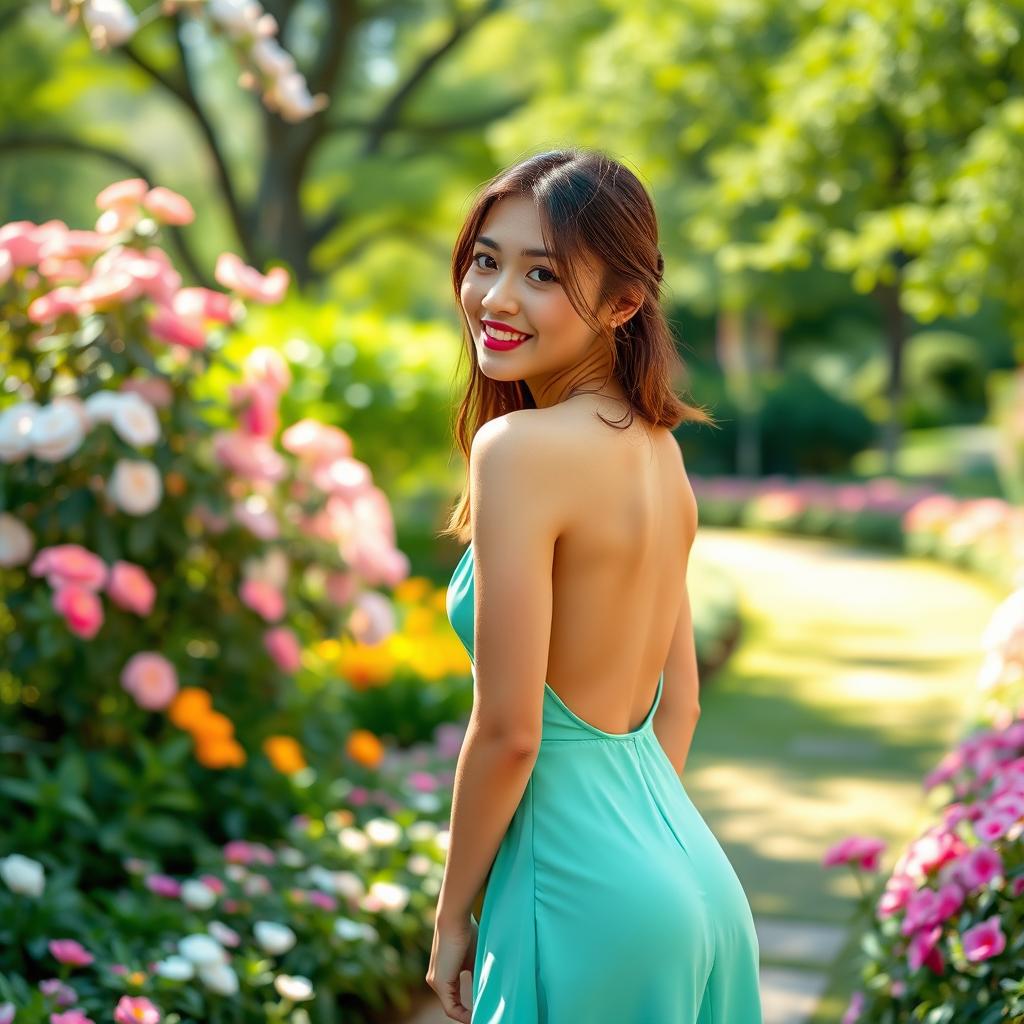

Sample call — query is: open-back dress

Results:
[445,541,763,1023]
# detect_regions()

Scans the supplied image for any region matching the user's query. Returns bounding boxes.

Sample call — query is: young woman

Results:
[425,148,763,1023]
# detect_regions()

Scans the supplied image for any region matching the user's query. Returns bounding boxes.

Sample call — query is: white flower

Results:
[364,817,402,847]
[83,390,123,426]
[250,37,295,77]
[197,960,239,996]
[208,0,261,38]
[154,955,194,980]
[30,399,86,462]
[0,402,39,463]
[181,879,217,910]
[274,974,314,1001]
[338,827,370,855]
[0,514,34,568]
[82,0,139,48]
[333,870,365,901]
[208,920,241,948]
[111,392,160,447]
[406,821,439,843]
[361,880,410,913]
[108,458,162,515]
[333,917,378,943]
[178,933,227,965]
[0,853,45,897]
[277,846,305,868]
[406,854,432,876]
[410,792,441,814]
[253,920,296,956]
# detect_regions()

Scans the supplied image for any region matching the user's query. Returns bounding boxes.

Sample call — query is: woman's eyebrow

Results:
[476,235,551,258]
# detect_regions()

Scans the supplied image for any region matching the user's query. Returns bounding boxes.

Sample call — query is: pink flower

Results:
[407,771,439,793]
[307,889,337,911]
[143,873,181,899]
[40,978,77,1005]
[907,923,944,973]
[52,585,104,639]
[237,383,280,439]
[212,430,287,482]
[281,419,351,464]
[106,561,156,616]
[30,544,108,591]
[96,178,148,211]
[142,187,194,226]
[956,845,1003,891]
[0,1003,13,1024]
[171,287,237,325]
[973,811,1015,843]
[198,874,226,895]
[222,839,275,865]
[962,914,1006,962]
[242,347,292,395]
[214,252,289,304]
[240,578,286,623]
[822,834,887,871]
[51,1011,95,1024]
[112,996,160,1024]
[120,377,174,409]
[348,786,369,806]
[264,626,301,673]
[121,652,178,711]
[48,939,95,967]
[148,304,206,350]
[840,990,864,1024]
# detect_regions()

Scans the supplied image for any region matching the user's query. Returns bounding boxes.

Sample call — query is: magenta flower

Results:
[907,923,944,973]
[112,996,160,1024]
[51,1011,95,1024]
[48,939,94,967]
[51,585,104,640]
[956,845,1003,890]
[39,978,76,1006]
[822,834,887,871]
[840,989,864,1024]
[143,873,181,899]
[962,914,1006,962]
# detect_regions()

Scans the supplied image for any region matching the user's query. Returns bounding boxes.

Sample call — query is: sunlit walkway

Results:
[403,528,1005,1024]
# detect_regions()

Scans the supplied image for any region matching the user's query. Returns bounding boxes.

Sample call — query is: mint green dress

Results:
[446,543,763,1023]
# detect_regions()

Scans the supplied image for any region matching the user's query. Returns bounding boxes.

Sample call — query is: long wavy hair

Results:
[441,147,715,544]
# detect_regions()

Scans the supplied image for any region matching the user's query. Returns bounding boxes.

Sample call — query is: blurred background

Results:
[2,1,1023,1022]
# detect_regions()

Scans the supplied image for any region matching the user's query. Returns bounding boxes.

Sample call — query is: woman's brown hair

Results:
[441,147,715,544]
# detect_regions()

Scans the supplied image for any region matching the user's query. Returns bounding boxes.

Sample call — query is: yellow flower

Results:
[263,735,308,774]
[402,607,436,636]
[393,577,432,604]
[346,729,384,768]
[337,641,396,690]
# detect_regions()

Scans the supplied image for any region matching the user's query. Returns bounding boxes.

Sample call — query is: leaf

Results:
[0,778,40,805]
[59,795,98,826]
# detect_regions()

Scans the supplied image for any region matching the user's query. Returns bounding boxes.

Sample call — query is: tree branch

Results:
[362,0,507,157]
[0,133,212,288]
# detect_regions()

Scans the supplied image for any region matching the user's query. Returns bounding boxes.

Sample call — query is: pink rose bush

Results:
[827,588,1024,1020]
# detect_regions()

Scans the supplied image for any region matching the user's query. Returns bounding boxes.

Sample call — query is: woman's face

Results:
[460,195,619,405]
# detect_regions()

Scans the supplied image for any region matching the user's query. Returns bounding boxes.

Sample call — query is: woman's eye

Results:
[471,252,557,284]
[527,267,558,284]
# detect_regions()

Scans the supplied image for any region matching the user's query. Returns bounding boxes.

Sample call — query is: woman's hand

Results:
[426,911,478,1022]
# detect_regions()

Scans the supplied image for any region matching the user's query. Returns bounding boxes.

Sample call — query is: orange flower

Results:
[189,710,235,742]
[346,728,384,768]
[337,641,395,691]
[194,736,246,769]
[167,687,212,729]
[263,735,307,774]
